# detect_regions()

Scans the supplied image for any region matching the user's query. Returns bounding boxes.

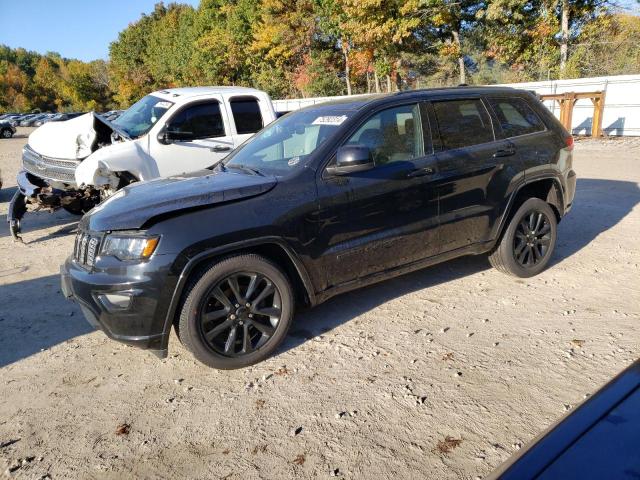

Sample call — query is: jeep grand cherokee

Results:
[61,87,576,369]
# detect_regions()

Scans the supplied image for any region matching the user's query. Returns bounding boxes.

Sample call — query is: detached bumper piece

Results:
[7,170,98,241]
[8,171,51,241]
[7,186,27,242]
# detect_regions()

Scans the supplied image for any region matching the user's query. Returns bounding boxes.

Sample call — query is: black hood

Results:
[82,169,277,231]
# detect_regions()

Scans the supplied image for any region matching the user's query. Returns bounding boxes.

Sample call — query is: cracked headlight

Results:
[101,234,160,261]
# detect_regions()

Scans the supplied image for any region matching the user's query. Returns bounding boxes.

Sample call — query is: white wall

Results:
[272,74,640,136]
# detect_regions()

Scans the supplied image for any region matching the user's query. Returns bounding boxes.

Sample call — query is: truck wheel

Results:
[489,198,557,278]
[1,129,12,139]
[178,254,294,369]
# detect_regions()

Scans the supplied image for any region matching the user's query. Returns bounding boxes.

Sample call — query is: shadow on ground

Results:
[0,178,638,367]
[0,275,92,368]
[286,178,640,351]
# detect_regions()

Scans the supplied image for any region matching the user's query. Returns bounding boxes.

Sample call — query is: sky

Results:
[0,0,638,62]
[0,0,200,62]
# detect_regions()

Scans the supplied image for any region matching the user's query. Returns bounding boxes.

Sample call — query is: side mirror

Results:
[157,126,195,144]
[326,145,374,176]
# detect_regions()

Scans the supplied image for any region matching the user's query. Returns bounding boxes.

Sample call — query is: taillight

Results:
[565,136,574,151]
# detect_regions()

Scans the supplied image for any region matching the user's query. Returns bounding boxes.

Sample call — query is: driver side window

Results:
[168,102,225,139]
[345,104,425,166]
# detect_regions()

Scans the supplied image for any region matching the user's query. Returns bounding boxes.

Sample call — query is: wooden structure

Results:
[540,91,606,137]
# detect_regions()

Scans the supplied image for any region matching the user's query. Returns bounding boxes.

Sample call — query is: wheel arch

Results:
[494,176,564,245]
[161,238,316,346]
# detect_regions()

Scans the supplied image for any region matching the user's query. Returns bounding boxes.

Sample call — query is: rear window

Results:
[432,99,494,150]
[230,97,263,134]
[488,97,545,137]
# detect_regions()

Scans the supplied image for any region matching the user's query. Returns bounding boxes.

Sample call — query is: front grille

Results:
[22,144,80,184]
[74,231,102,267]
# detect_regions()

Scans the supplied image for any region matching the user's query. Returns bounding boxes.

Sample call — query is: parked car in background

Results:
[9,87,277,240]
[64,112,86,120]
[33,113,58,127]
[1,120,16,138]
[20,114,48,127]
[490,360,640,480]
[4,115,22,127]
[61,86,576,368]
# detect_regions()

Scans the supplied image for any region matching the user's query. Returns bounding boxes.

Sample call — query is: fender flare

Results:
[493,173,565,243]
[159,237,317,349]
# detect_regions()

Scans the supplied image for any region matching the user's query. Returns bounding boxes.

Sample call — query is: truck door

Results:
[151,98,235,177]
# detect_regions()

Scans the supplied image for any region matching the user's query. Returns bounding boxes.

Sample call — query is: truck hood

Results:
[82,169,277,231]
[27,112,127,160]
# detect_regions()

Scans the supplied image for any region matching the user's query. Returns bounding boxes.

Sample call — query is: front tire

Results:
[489,198,557,278]
[1,129,13,139]
[178,254,294,369]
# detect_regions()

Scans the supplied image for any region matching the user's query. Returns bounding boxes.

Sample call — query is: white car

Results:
[9,86,277,239]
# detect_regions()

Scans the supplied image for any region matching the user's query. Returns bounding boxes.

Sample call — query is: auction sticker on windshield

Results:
[312,115,347,126]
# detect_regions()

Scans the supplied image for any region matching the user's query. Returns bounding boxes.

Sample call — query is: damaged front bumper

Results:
[7,170,98,241]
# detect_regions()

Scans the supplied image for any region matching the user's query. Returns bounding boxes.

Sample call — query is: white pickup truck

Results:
[9,86,277,239]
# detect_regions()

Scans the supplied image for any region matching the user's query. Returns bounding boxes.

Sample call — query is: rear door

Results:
[486,95,549,173]
[315,102,440,288]
[431,97,517,253]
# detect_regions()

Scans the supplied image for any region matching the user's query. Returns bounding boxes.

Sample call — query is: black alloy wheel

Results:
[199,272,282,357]
[488,197,557,278]
[178,254,294,369]
[513,210,552,267]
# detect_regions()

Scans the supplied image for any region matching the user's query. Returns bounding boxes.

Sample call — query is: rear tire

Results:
[178,254,294,369]
[1,129,12,139]
[489,198,557,278]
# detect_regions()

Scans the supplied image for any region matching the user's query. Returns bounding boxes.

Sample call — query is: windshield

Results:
[113,94,174,138]
[222,109,352,176]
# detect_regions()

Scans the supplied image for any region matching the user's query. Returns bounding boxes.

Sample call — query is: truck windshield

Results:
[222,108,351,176]
[113,95,174,138]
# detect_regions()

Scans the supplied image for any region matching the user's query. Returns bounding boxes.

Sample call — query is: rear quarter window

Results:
[488,97,545,137]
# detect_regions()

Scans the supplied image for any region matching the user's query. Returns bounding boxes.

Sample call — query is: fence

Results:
[272,74,640,137]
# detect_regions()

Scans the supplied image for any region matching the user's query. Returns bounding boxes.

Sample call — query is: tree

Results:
[416,0,488,84]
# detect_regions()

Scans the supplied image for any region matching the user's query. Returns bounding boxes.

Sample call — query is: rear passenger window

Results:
[488,97,545,137]
[230,97,263,134]
[432,99,494,150]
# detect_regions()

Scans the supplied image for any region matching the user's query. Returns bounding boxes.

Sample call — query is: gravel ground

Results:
[0,128,638,479]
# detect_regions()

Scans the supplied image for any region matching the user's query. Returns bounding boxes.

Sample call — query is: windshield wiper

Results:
[226,164,264,176]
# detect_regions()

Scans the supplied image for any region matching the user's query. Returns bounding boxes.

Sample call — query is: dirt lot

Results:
[0,128,638,479]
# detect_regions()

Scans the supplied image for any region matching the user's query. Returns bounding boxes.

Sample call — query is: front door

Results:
[151,98,235,177]
[315,103,440,289]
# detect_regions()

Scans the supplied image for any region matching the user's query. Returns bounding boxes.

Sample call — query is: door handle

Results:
[407,167,435,178]
[210,145,232,152]
[493,146,516,158]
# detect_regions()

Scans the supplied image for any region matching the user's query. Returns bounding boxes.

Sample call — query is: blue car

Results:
[490,360,640,479]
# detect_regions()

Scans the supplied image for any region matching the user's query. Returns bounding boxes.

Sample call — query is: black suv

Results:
[61,87,576,369]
